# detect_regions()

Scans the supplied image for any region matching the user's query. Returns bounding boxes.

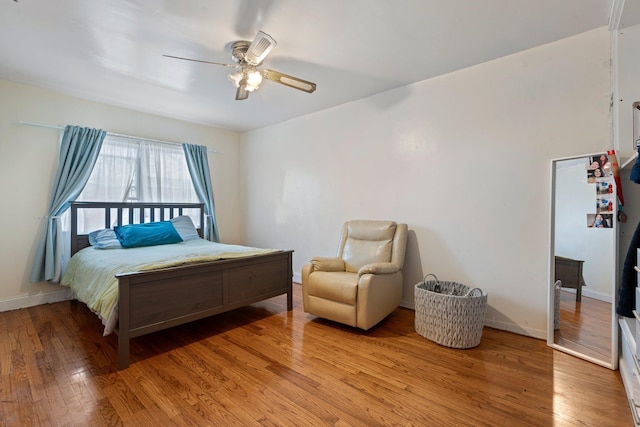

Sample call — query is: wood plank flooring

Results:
[554,290,612,362]
[0,283,632,426]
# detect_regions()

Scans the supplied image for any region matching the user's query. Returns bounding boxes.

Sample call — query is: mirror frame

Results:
[548,153,619,369]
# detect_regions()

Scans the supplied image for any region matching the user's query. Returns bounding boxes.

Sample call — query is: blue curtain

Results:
[182,143,220,242]
[30,126,106,282]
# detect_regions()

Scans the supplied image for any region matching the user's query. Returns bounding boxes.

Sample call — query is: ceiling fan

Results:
[163,31,317,101]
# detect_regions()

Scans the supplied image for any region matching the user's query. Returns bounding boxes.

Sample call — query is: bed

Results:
[62,201,293,370]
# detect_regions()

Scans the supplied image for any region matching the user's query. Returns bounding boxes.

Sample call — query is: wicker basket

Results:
[414,274,488,349]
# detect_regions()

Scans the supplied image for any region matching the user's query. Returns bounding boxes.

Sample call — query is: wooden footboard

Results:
[69,202,293,370]
[116,250,293,369]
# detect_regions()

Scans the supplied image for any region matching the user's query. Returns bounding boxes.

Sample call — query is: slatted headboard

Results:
[70,202,206,255]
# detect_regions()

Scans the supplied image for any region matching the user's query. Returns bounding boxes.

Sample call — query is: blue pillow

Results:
[170,215,200,241]
[114,221,183,248]
[88,228,123,249]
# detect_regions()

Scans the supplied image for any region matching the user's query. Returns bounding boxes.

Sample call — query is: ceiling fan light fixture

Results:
[228,72,241,87]
[166,30,316,100]
[229,68,262,92]
[245,69,263,91]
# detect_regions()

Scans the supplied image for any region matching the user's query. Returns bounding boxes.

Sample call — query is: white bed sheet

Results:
[60,239,278,335]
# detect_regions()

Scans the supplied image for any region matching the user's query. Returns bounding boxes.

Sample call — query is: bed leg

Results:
[118,277,131,370]
[118,333,130,370]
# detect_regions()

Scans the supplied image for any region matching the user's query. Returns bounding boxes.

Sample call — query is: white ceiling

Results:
[0,0,617,132]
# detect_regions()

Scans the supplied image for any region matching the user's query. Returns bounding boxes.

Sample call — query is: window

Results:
[75,134,199,232]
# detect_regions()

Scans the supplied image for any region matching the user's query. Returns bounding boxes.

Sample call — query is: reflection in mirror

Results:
[550,155,616,368]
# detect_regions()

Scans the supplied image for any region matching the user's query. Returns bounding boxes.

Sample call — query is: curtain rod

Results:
[15,121,223,155]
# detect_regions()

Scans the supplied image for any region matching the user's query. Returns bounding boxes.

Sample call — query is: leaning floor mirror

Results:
[549,153,618,369]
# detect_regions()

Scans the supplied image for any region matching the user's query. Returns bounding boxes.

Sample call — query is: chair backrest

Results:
[337,220,408,273]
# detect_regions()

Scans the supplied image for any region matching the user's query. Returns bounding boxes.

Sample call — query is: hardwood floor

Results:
[554,289,612,362]
[0,283,632,426]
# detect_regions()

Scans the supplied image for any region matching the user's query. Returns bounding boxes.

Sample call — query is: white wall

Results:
[0,80,241,309]
[239,27,612,338]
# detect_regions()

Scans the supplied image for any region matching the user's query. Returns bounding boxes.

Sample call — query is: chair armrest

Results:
[358,262,400,277]
[311,256,345,272]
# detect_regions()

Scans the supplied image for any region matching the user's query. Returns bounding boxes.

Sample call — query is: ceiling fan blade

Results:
[263,69,317,93]
[244,31,276,66]
[162,55,238,68]
[236,85,249,101]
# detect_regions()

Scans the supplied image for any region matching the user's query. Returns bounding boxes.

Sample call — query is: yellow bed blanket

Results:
[60,239,278,335]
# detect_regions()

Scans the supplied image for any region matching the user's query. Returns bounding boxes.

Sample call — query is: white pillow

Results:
[88,228,123,249]
[170,215,200,241]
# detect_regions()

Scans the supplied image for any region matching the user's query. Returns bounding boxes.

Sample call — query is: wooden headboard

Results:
[70,202,206,255]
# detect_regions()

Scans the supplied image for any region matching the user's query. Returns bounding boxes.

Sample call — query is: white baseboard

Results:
[0,289,72,312]
[483,318,546,340]
[300,275,549,340]
[562,287,611,303]
[400,299,415,310]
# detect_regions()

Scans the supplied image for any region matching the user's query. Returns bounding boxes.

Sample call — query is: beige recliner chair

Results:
[301,220,408,330]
